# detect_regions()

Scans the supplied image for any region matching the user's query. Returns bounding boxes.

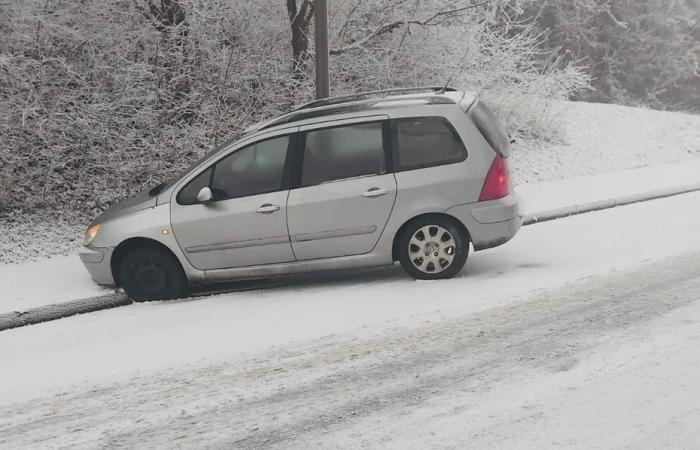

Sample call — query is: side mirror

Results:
[196,186,213,203]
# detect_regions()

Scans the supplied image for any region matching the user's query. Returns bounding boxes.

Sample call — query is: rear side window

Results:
[468,101,510,157]
[392,117,467,172]
[300,122,386,186]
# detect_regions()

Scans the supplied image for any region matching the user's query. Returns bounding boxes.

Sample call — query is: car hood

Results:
[94,190,158,223]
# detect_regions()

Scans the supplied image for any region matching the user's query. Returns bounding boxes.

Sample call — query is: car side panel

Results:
[371,105,499,257]
[287,174,397,260]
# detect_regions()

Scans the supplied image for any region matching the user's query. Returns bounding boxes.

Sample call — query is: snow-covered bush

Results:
[0,0,588,216]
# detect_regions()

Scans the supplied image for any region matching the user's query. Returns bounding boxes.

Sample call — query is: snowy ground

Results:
[1,100,698,264]
[0,254,110,311]
[510,100,700,186]
[1,191,700,448]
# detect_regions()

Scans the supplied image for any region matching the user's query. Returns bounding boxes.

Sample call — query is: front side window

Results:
[301,122,386,187]
[177,135,289,204]
[211,136,289,200]
[392,117,467,171]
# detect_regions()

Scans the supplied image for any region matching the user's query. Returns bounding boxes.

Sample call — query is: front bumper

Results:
[79,246,116,286]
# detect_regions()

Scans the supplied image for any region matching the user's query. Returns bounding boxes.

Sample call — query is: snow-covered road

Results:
[1,192,700,449]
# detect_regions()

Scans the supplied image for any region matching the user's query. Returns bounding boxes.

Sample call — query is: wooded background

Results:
[0,0,697,216]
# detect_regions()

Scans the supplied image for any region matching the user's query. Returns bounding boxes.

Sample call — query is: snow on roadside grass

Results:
[511,100,699,185]
[517,159,700,215]
[0,254,111,311]
[0,213,83,264]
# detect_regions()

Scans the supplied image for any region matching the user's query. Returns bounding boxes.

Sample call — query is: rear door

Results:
[286,117,397,261]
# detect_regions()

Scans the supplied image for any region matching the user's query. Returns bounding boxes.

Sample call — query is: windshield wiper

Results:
[148,181,170,196]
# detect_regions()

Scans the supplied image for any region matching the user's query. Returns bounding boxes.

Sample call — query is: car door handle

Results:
[363,187,389,198]
[256,204,280,214]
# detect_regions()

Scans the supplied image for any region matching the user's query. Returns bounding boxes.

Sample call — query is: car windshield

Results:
[173,134,242,183]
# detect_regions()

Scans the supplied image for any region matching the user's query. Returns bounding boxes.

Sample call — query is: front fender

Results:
[92,203,205,283]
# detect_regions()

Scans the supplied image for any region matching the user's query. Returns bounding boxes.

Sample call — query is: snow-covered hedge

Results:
[0,0,588,216]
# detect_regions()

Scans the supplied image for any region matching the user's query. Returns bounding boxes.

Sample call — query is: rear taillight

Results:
[479,156,510,202]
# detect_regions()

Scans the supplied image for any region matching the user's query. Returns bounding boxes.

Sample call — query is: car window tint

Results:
[393,117,467,171]
[301,122,385,186]
[211,136,289,200]
[177,167,212,205]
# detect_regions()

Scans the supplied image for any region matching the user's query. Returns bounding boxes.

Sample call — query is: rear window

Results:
[392,117,467,172]
[468,101,510,158]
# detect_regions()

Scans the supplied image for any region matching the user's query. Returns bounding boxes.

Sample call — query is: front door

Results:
[170,133,295,270]
[286,118,397,261]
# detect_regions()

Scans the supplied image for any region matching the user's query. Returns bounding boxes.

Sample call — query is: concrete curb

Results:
[0,293,130,332]
[2,183,700,333]
[522,183,700,226]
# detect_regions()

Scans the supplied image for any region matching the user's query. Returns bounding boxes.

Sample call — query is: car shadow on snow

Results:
[164,264,411,304]
[150,252,528,306]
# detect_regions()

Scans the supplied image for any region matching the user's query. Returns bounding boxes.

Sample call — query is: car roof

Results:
[242,87,478,137]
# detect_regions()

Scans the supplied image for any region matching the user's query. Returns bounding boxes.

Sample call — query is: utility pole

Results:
[314,0,330,99]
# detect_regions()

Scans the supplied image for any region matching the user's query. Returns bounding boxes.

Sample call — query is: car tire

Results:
[118,247,188,302]
[397,216,469,280]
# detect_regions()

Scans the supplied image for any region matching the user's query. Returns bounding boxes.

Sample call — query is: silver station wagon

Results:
[80,87,521,301]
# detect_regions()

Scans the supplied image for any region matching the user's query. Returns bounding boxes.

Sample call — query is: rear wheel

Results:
[118,247,188,301]
[398,216,469,280]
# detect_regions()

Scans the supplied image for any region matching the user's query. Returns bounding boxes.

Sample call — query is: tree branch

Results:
[290,0,314,28]
[330,1,488,55]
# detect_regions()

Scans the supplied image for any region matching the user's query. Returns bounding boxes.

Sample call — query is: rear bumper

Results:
[79,246,116,286]
[446,194,522,251]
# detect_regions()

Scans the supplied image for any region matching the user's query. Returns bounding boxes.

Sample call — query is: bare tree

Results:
[286,0,315,78]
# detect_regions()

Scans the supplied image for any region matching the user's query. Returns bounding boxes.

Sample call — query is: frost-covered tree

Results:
[498,0,700,110]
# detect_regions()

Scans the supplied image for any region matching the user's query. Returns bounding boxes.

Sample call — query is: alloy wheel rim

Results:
[408,225,456,274]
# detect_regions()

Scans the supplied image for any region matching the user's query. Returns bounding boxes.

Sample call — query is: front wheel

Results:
[397,217,469,280]
[118,247,188,301]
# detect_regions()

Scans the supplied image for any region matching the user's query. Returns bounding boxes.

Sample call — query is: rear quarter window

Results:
[391,117,467,172]
[177,167,212,205]
[468,101,511,158]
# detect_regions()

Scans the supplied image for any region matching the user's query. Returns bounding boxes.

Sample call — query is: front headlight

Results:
[83,223,101,246]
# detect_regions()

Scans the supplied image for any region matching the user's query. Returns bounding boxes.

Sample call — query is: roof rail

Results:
[296,86,457,111]
[256,95,455,132]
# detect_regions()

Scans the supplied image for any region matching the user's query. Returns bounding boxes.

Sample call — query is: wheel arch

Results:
[110,237,183,286]
[391,212,471,262]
